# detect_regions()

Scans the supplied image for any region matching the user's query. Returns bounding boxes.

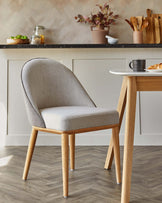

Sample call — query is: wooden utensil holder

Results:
[133,31,143,44]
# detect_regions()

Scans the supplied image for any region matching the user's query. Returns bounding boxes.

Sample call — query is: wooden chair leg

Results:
[104,137,114,170]
[112,127,121,184]
[69,134,75,171]
[22,127,38,180]
[61,133,69,198]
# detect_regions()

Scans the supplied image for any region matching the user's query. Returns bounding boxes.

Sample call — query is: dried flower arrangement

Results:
[75,2,119,29]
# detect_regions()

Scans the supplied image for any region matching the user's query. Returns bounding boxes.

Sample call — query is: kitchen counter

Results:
[1,43,162,48]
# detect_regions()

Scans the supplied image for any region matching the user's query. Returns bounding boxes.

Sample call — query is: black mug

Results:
[129,59,146,72]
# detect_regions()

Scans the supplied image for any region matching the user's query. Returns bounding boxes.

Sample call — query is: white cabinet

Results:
[0,48,162,146]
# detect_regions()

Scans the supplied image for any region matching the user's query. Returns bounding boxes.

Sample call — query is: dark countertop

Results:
[1,43,162,49]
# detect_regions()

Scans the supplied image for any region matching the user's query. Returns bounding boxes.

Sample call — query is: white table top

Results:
[109,70,162,76]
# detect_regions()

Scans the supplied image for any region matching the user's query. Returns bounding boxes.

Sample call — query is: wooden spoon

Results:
[136,16,143,31]
[141,19,149,31]
[147,9,152,17]
[125,19,134,30]
[131,17,138,31]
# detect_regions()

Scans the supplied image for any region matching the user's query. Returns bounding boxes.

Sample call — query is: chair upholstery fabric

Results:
[40,106,119,131]
[21,58,119,130]
[21,58,95,128]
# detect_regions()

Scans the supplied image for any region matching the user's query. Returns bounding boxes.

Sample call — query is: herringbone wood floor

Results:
[0,146,162,203]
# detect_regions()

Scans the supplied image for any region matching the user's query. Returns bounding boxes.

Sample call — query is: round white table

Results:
[107,70,162,203]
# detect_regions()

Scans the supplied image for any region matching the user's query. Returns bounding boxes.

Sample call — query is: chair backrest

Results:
[21,58,95,128]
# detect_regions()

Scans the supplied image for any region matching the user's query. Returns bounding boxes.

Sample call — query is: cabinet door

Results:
[8,60,31,135]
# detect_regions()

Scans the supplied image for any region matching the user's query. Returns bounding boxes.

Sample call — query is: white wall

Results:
[0,0,162,44]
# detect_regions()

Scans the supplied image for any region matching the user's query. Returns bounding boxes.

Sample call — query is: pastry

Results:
[159,63,162,69]
[147,64,159,69]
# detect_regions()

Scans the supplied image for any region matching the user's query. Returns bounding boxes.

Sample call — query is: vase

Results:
[133,31,143,44]
[91,26,109,44]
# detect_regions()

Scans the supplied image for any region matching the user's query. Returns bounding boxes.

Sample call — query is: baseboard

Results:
[3,131,162,146]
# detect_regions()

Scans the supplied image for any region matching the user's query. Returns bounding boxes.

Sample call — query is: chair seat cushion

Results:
[40,106,119,131]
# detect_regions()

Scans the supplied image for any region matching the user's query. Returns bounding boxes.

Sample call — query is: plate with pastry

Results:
[146,63,162,72]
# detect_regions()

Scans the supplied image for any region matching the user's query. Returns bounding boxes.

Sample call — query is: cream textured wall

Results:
[0,0,162,44]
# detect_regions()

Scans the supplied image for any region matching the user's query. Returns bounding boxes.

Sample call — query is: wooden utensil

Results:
[157,15,162,43]
[147,9,152,17]
[146,9,154,43]
[154,17,160,43]
[125,19,134,30]
[136,16,143,31]
[143,9,162,44]
[142,18,149,44]
[152,14,162,43]
[141,19,149,31]
[131,17,138,31]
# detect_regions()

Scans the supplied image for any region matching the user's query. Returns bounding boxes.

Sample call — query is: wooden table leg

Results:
[104,138,114,169]
[121,76,137,203]
[105,77,127,170]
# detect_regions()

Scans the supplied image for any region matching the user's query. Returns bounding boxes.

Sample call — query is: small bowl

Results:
[7,38,29,45]
[105,35,118,44]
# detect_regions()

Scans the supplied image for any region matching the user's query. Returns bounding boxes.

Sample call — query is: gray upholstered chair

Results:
[21,58,121,198]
